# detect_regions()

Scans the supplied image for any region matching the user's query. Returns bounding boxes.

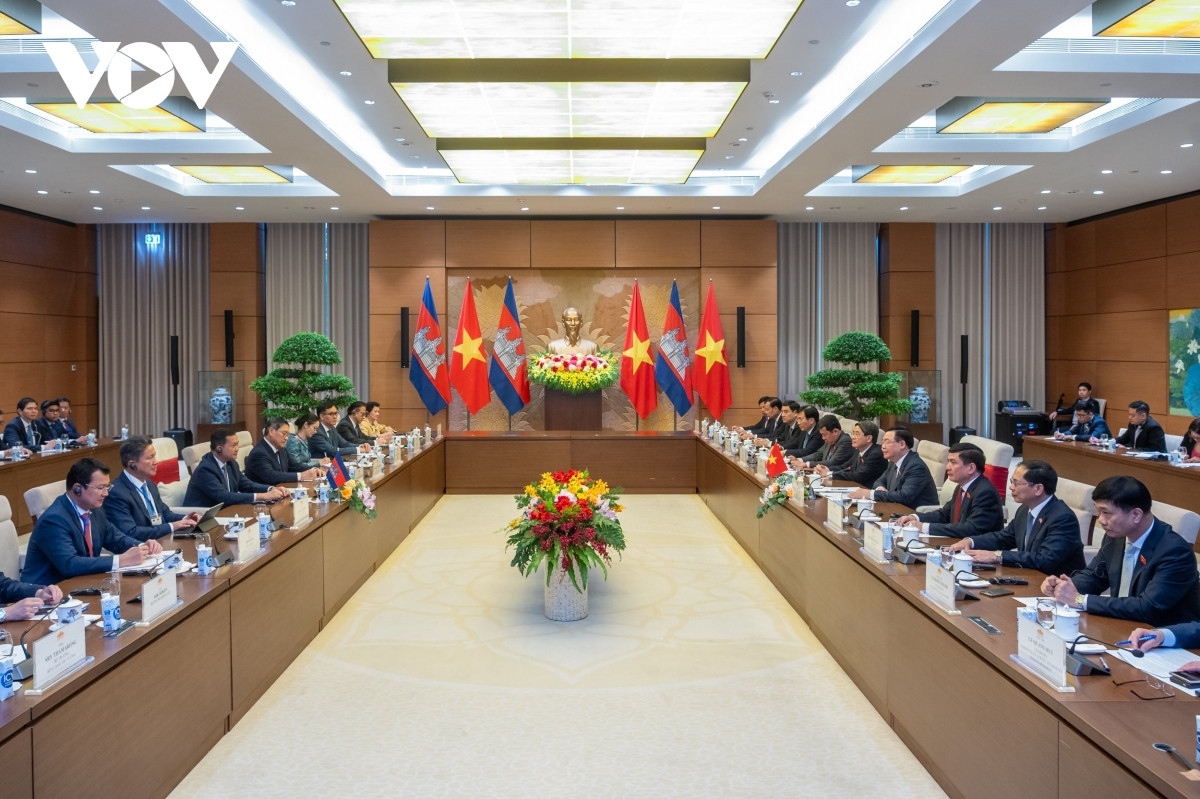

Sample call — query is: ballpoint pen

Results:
[1114,634,1158,647]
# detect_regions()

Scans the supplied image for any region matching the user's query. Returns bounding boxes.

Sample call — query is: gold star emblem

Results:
[623,334,654,372]
[695,331,727,373]
[454,332,485,366]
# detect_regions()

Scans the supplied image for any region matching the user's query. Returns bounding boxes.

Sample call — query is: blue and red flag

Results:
[326,453,349,489]
[654,280,692,416]
[488,278,530,415]
[408,277,451,415]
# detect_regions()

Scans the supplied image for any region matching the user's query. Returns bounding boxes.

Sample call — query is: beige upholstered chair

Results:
[181,442,208,474]
[236,430,253,470]
[151,436,179,464]
[960,435,1014,504]
[1153,501,1200,546]
[24,480,66,522]
[1054,477,1097,546]
[0,496,20,580]
[916,439,949,488]
[159,477,191,509]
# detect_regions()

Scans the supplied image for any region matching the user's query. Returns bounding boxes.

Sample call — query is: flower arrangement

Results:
[340,478,377,520]
[756,471,808,518]
[528,350,619,394]
[504,469,626,593]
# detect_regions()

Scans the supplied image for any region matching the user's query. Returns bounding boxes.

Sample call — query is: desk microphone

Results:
[12,600,65,681]
[1069,633,1143,658]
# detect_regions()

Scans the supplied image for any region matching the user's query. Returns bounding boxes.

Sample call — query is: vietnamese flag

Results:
[693,281,732,419]
[620,280,657,419]
[450,278,491,414]
[766,442,787,478]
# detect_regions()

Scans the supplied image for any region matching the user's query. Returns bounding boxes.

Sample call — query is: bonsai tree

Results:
[798,331,914,420]
[250,332,356,420]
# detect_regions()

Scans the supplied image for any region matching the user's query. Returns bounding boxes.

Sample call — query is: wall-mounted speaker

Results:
[169,335,180,387]
[400,307,410,369]
[960,334,969,385]
[910,310,920,367]
[735,306,746,368]
[224,310,234,367]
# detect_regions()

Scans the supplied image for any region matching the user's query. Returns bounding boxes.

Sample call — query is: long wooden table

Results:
[697,435,1198,799]
[0,440,444,798]
[1024,436,1200,518]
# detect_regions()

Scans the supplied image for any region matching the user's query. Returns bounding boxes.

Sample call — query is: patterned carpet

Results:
[170,494,944,798]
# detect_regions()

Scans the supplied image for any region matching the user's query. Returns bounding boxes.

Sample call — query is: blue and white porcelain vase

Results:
[909,385,930,423]
[210,386,233,424]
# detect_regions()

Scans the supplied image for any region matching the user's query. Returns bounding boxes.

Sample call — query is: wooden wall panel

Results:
[0,211,78,269]
[1090,310,1165,362]
[1093,258,1166,313]
[615,220,700,267]
[718,312,776,362]
[369,220,446,267]
[1064,223,1095,271]
[368,266,447,316]
[209,223,259,271]
[1045,271,1068,318]
[1166,194,1200,256]
[531,221,615,268]
[446,220,530,268]
[1094,205,1166,267]
[210,272,263,317]
[700,220,777,267]
[699,266,777,310]
[1166,250,1200,308]
[880,314,935,368]
[208,224,266,434]
[880,271,936,314]
[880,223,935,272]
[1095,360,1167,424]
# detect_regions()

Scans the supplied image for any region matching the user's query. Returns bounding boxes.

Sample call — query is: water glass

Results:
[939,545,955,570]
[1036,598,1057,631]
[1098,433,1110,450]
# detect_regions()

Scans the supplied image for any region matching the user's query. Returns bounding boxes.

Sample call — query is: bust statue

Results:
[547,307,598,355]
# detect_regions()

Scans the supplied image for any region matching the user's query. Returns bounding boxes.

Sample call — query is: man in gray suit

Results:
[791,415,854,474]
[850,426,938,508]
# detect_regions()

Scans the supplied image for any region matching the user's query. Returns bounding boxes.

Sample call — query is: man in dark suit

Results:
[183,429,289,508]
[104,437,201,542]
[22,457,160,585]
[735,396,772,440]
[1044,475,1200,626]
[793,415,855,473]
[336,401,393,447]
[898,443,1002,539]
[3,396,43,452]
[1127,622,1200,662]
[949,460,1083,574]
[0,569,63,622]
[817,421,885,488]
[1054,406,1111,442]
[35,398,69,444]
[1050,381,1101,429]
[309,402,370,459]
[56,396,83,439]
[783,405,823,461]
[763,401,802,449]
[245,419,325,485]
[851,426,938,508]
[743,398,782,443]
[1115,400,1167,453]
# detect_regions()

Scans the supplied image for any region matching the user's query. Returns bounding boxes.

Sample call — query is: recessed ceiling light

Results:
[1040,189,1051,194]
[235,206,245,210]
[846,0,860,6]
[790,71,804,77]
[89,189,100,194]
[520,206,529,211]
[1093,190,1104,195]
[281,0,295,6]
[363,99,375,105]
[92,206,102,211]
[25,169,36,174]
[340,71,352,77]
[330,206,339,210]
[141,206,150,210]
[36,190,47,194]
[738,137,748,142]
[1037,206,1047,211]
[899,206,909,211]
[425,206,435,211]
[993,206,1002,211]
[712,206,721,210]
[395,137,406,142]
[805,206,814,211]
[1101,169,1113,174]
[616,206,625,210]
[1161,169,1173,174]
[1183,143,1194,148]
[725,155,734,159]
[768,98,780,104]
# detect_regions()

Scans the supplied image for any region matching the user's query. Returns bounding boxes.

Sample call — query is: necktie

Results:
[1119,543,1138,597]
[952,489,963,523]
[139,482,157,517]
[82,511,93,557]
[223,463,231,491]
[886,464,897,491]
[1021,512,1035,549]
[25,424,33,445]
[1131,426,1140,448]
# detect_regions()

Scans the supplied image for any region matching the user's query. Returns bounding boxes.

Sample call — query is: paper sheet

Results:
[1115,647,1200,697]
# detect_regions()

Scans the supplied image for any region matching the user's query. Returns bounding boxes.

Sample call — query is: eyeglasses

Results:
[1112,676,1176,700]
[85,483,112,494]
[1009,477,1030,487]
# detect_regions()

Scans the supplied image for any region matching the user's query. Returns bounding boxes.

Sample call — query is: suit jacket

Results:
[182,452,271,508]
[22,495,141,585]
[1071,518,1200,626]
[754,414,782,442]
[785,427,823,461]
[1163,622,1200,650]
[286,434,322,469]
[871,452,938,509]
[831,444,886,488]
[773,422,802,451]
[35,418,68,443]
[969,496,1084,574]
[0,571,43,602]
[744,413,768,436]
[916,475,1004,539]
[804,432,855,473]
[1116,416,1167,453]
[2,417,40,449]
[309,423,358,458]
[61,417,80,438]
[337,416,373,446]
[1064,417,1111,442]
[245,438,310,485]
[104,471,184,541]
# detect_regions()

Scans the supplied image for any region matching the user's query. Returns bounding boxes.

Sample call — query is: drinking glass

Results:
[1098,433,1110,450]
[1036,598,1056,631]
[939,545,955,570]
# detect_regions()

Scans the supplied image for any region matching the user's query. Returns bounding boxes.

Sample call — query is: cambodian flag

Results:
[327,453,348,489]
[488,278,530,415]
[655,280,692,416]
[408,277,451,415]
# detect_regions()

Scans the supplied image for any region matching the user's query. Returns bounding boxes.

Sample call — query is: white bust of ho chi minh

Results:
[546,307,598,355]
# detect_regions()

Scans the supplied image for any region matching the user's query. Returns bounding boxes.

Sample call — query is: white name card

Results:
[923,561,959,614]
[292,496,310,525]
[140,569,178,624]
[236,521,261,563]
[31,617,88,691]
[1014,616,1072,692]
[862,522,887,564]
[826,498,845,531]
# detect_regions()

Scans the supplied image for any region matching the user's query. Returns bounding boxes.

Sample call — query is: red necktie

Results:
[952,490,963,524]
[82,511,94,556]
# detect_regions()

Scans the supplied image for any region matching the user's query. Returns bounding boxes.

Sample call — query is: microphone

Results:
[1069,633,1143,658]
[12,600,66,681]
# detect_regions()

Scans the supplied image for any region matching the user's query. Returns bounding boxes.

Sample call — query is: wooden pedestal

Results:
[543,390,602,431]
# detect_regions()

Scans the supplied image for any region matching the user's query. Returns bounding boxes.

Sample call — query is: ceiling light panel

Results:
[173,165,293,183]
[336,0,802,59]
[439,147,703,184]
[853,165,969,184]
[937,99,1107,134]
[29,98,205,134]
[1093,0,1200,37]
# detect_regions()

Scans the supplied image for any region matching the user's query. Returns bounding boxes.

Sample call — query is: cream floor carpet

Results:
[171,495,945,798]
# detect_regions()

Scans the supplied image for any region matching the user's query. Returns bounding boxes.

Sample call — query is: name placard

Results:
[862,522,887,564]
[140,569,178,624]
[292,495,310,526]
[236,521,261,563]
[31,618,88,692]
[922,562,960,614]
[1012,616,1073,692]
[825,498,845,532]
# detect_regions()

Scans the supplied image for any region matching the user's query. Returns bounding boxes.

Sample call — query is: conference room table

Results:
[1024,436,1200,519]
[0,440,122,534]
[695,434,1200,799]
[0,439,444,799]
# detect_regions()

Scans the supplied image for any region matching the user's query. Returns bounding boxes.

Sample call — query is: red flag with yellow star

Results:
[620,280,657,419]
[693,281,732,419]
[766,441,787,478]
[450,279,491,414]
